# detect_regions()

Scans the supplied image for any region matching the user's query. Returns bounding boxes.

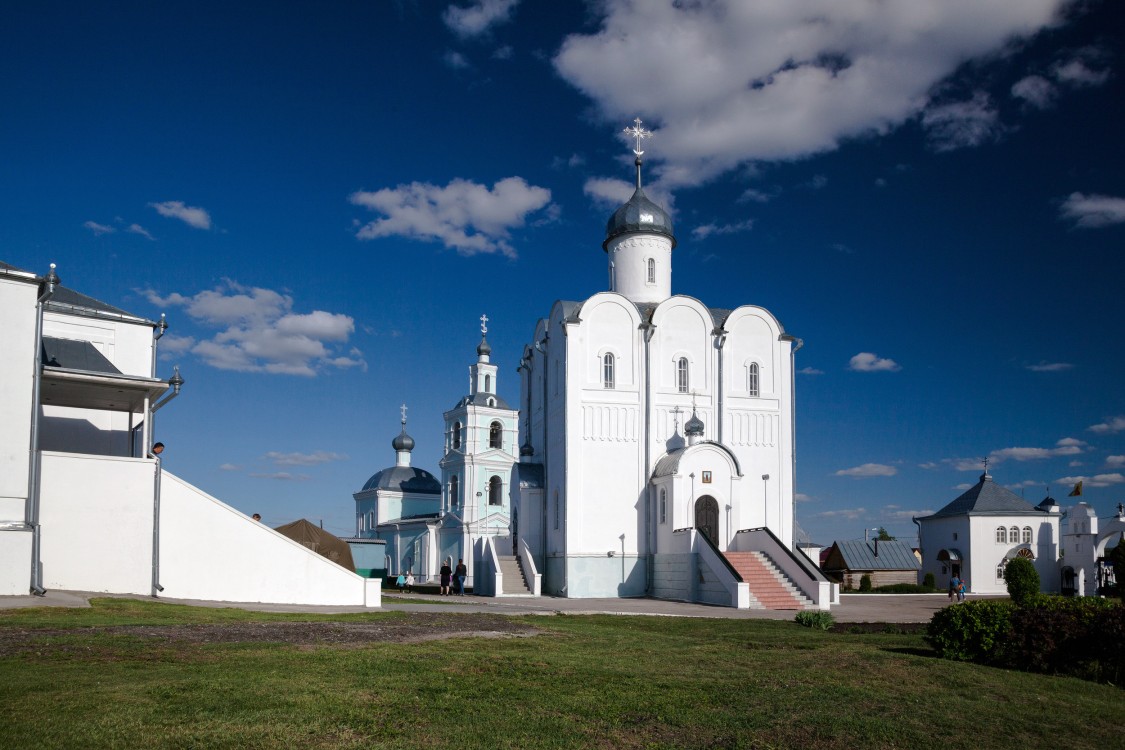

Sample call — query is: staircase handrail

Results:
[516,537,542,596]
[736,526,830,583]
[696,529,743,582]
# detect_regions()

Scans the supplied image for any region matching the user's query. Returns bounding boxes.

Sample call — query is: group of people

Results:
[948,575,968,602]
[392,558,468,595]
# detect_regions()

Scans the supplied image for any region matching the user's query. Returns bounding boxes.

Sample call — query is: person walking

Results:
[395,572,406,593]
[439,559,453,596]
[948,576,960,602]
[405,571,414,593]
[957,578,968,602]
[455,558,467,596]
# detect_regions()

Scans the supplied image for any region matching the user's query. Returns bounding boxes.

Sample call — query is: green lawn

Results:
[0,599,1120,749]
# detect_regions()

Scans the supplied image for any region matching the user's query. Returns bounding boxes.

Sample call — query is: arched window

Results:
[449,476,459,508]
[1009,526,1020,544]
[659,488,667,524]
[357,516,363,535]
[676,357,689,393]
[484,374,491,392]
[747,363,760,397]
[489,421,503,449]
[368,510,374,530]
[488,475,503,505]
[1022,527,1032,544]
[1016,548,1035,560]
[996,562,1006,580]
[996,526,1006,544]
[452,422,462,450]
[647,258,655,284]
[603,353,615,389]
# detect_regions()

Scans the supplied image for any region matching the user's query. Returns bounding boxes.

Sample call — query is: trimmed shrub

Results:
[795,611,835,630]
[858,574,872,592]
[922,572,936,589]
[925,599,1015,662]
[1003,557,1040,604]
[1004,596,1123,681]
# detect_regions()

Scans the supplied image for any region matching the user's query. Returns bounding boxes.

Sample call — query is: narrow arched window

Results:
[450,476,459,508]
[996,563,1006,580]
[676,357,689,393]
[484,374,491,392]
[368,510,374,530]
[748,363,759,397]
[489,421,502,449]
[659,489,667,524]
[452,422,462,450]
[1009,526,1020,544]
[647,258,655,284]
[1022,527,1032,544]
[995,526,1006,543]
[603,353,615,389]
[489,475,503,505]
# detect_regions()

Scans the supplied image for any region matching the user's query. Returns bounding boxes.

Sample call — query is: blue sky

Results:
[3,1,1124,545]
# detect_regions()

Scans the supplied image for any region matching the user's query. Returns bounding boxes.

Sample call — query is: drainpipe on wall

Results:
[27,263,59,596]
[780,334,803,549]
[149,367,182,598]
[642,320,655,594]
[713,327,727,444]
[534,335,549,587]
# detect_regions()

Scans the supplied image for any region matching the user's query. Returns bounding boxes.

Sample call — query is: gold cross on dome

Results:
[623,117,652,157]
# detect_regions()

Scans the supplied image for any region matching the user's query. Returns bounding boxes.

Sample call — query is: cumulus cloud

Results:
[126,223,155,240]
[921,91,1003,152]
[219,463,241,471]
[949,438,1089,470]
[1026,361,1074,372]
[148,200,212,230]
[553,1,1066,189]
[1011,74,1056,108]
[265,450,348,467]
[1059,193,1125,229]
[848,352,900,372]
[835,463,897,478]
[794,493,813,503]
[249,472,311,482]
[814,507,866,520]
[83,220,115,236]
[797,366,824,376]
[443,0,518,38]
[1054,473,1125,489]
[738,187,776,203]
[350,177,553,259]
[1052,56,1110,87]
[691,219,754,240]
[1088,416,1125,434]
[156,334,196,360]
[141,280,365,376]
[1106,456,1125,468]
[443,50,470,70]
[883,508,933,521]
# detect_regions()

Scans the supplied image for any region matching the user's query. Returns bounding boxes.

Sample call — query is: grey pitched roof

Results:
[829,540,920,571]
[360,466,441,494]
[924,473,1045,519]
[0,260,31,272]
[42,337,122,375]
[452,392,511,410]
[47,286,139,318]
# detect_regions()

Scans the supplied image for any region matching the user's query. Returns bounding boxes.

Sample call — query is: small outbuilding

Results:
[274,519,356,572]
[821,539,921,589]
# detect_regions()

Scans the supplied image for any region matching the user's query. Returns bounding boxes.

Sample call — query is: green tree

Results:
[1003,557,1040,605]
[859,574,873,592]
[876,527,896,541]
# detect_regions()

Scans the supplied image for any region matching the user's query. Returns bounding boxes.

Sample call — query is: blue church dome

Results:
[361,466,441,494]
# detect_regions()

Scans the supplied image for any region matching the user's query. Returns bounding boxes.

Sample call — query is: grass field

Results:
[1,599,1121,749]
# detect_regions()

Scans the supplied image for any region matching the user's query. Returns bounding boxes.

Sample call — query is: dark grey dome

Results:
[361,466,440,494]
[685,410,705,436]
[1037,495,1057,511]
[477,336,492,357]
[391,430,414,452]
[519,441,534,457]
[603,187,676,251]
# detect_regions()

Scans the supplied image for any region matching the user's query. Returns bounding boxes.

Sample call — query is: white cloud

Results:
[883,508,932,521]
[553,2,1066,189]
[691,219,754,240]
[218,463,241,472]
[350,177,552,259]
[83,220,115,236]
[1026,361,1073,372]
[794,493,813,503]
[1052,57,1110,87]
[738,188,775,203]
[835,463,897,478]
[148,201,212,230]
[797,366,824,375]
[949,438,1090,470]
[443,50,470,70]
[953,483,974,491]
[141,280,364,376]
[1011,74,1056,108]
[264,450,348,467]
[848,352,900,372]
[1089,416,1125,434]
[1055,473,1125,489]
[1059,193,1125,229]
[443,0,518,38]
[1106,456,1125,468]
[921,91,1002,152]
[918,462,939,470]
[249,472,311,482]
[126,223,155,240]
[492,45,513,61]
[814,507,866,520]
[157,334,195,360]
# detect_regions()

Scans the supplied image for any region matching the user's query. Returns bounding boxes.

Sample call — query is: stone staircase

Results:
[496,555,533,596]
[723,550,813,610]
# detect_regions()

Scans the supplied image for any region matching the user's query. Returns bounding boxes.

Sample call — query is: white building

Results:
[0,260,379,606]
[505,128,832,609]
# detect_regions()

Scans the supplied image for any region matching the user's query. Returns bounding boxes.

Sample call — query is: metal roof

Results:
[827,539,920,571]
[42,337,122,375]
[922,473,1045,519]
[360,466,441,494]
[603,187,676,250]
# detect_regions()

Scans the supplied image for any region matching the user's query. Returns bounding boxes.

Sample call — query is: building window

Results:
[676,357,689,393]
[484,374,491,392]
[489,421,503,449]
[647,258,655,284]
[1016,548,1035,560]
[659,489,667,524]
[450,476,459,508]
[1009,526,1020,544]
[1022,526,1032,544]
[357,517,362,535]
[452,422,462,450]
[996,562,1006,580]
[603,353,615,389]
[489,475,503,505]
[996,526,1006,544]
[747,363,759,397]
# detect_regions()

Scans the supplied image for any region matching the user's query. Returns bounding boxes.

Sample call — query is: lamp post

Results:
[761,474,770,532]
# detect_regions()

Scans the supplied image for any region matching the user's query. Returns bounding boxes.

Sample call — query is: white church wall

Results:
[0,530,32,595]
[651,298,713,397]
[0,274,37,519]
[39,451,155,595]
[160,471,377,606]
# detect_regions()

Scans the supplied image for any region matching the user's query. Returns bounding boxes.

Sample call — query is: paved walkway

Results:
[0,590,992,623]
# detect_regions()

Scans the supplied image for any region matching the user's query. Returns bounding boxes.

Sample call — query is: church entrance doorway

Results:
[695,495,719,546]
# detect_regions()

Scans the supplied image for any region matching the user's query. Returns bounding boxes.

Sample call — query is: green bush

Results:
[1003,557,1040,604]
[1004,596,1123,681]
[858,574,872,592]
[794,611,835,630]
[925,599,1015,662]
[871,583,939,594]
[922,572,936,589]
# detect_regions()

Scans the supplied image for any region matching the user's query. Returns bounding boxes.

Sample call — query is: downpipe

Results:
[149,367,182,597]
[27,263,59,596]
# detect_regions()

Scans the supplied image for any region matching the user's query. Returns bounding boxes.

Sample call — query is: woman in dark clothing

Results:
[440,559,453,596]
[455,559,467,595]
